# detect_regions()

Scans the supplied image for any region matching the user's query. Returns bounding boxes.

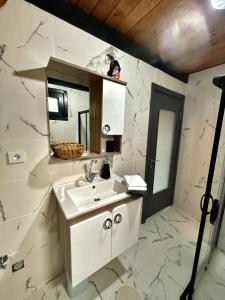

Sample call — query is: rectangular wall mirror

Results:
[47,77,90,151]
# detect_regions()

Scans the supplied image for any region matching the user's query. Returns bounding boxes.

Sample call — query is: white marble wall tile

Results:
[46,157,105,185]
[135,159,146,179]
[54,17,111,72]
[0,0,52,101]
[0,192,58,254]
[0,46,48,100]
[0,190,63,298]
[132,108,150,138]
[112,160,135,177]
[155,68,186,95]
[123,109,136,140]
[132,137,147,160]
[0,241,63,300]
[0,138,49,182]
[0,0,54,66]
[174,63,225,219]
[0,179,50,222]
[0,95,48,139]
[113,137,134,165]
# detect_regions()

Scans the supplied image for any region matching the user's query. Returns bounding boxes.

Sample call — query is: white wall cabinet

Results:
[102,79,126,135]
[69,198,142,287]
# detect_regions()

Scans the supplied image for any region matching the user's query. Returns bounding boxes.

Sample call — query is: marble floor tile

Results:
[18,206,225,300]
[115,286,142,300]
[193,249,225,300]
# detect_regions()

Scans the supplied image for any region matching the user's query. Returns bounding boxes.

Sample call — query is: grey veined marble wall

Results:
[174,64,225,221]
[0,0,185,299]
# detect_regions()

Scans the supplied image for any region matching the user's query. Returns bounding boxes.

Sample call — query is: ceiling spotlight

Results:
[211,0,225,9]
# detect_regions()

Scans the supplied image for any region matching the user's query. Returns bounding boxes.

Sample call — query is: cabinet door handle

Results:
[103,218,112,230]
[114,213,122,224]
[103,124,111,134]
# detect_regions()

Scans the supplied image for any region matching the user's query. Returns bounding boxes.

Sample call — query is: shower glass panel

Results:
[153,110,175,194]
[196,116,225,282]
[181,75,225,300]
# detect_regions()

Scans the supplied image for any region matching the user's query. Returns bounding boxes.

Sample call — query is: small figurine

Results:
[0,0,7,8]
[106,54,121,80]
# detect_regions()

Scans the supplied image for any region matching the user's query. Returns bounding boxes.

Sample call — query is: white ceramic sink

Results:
[53,174,129,220]
[67,179,126,209]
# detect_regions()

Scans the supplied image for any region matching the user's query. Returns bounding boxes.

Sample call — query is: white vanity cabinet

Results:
[68,198,142,287]
[102,79,126,135]
[70,211,112,287]
[112,199,142,259]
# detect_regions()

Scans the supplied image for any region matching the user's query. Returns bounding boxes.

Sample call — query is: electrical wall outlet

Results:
[7,151,26,164]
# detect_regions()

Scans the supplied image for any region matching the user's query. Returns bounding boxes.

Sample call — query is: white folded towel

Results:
[124,175,147,188]
[126,186,147,191]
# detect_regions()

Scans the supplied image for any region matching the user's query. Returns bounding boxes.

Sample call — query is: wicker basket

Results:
[51,143,84,160]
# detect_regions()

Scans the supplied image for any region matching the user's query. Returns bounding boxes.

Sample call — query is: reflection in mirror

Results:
[47,78,90,151]
[78,110,90,148]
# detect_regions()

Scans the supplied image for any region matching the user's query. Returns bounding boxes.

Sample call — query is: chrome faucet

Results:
[86,159,97,183]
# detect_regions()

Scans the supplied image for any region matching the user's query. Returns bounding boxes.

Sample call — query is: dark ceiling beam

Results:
[25,0,189,83]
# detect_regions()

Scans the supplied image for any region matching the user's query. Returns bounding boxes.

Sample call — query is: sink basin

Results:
[53,174,130,219]
[67,179,126,209]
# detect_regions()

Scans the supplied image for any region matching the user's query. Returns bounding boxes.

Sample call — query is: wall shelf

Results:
[50,151,120,163]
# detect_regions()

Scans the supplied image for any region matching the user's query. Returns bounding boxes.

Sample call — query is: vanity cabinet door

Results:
[111,198,142,259]
[102,79,126,135]
[70,211,112,287]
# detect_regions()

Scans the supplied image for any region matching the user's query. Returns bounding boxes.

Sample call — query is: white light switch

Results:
[7,151,26,164]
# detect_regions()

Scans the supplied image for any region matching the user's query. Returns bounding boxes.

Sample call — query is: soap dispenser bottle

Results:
[101,159,110,179]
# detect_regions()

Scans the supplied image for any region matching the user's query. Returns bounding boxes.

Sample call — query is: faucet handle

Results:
[89,159,97,166]
[90,172,97,181]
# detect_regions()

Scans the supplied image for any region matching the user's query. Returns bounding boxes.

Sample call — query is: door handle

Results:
[200,194,220,225]
[210,199,220,225]
[150,158,159,168]
[114,213,122,224]
[150,158,160,163]
[103,218,112,230]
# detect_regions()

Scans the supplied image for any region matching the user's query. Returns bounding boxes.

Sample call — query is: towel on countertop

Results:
[124,175,147,187]
[124,175,147,192]
[126,186,147,191]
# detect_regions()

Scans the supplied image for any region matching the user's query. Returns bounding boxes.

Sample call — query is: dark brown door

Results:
[142,83,184,222]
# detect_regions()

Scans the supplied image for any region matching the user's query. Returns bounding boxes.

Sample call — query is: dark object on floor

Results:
[107,54,121,80]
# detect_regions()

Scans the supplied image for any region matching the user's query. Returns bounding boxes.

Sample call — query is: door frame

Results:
[142,83,184,222]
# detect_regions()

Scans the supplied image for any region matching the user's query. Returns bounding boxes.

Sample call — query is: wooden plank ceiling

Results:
[71,0,225,74]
